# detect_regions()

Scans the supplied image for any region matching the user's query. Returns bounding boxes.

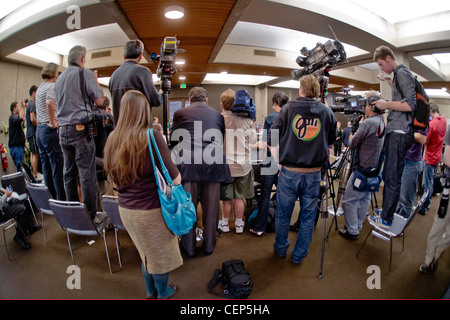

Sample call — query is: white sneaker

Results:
[235,220,245,234]
[218,220,229,233]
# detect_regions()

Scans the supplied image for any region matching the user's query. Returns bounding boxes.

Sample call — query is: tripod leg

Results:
[356,228,372,258]
[318,178,328,279]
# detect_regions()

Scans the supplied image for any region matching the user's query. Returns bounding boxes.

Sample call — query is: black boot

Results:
[28,224,42,235]
[14,234,31,250]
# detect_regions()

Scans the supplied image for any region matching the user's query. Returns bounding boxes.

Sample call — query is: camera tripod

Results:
[317,147,353,278]
[317,139,381,278]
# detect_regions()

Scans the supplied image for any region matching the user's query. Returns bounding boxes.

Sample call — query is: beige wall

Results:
[0,61,43,175]
[2,59,450,176]
[0,60,110,176]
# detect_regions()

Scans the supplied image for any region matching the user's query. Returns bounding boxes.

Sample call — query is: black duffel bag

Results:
[208,259,253,299]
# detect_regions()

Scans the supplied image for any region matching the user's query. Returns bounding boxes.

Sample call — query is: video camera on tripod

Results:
[151,36,179,94]
[292,39,347,80]
[327,91,366,115]
[291,36,347,102]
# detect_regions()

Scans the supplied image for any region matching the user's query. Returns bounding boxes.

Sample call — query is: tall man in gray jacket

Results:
[370,46,416,229]
[55,45,104,221]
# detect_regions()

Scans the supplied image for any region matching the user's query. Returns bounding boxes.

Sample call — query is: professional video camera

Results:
[292,39,347,80]
[327,91,366,115]
[151,36,179,94]
[291,38,347,103]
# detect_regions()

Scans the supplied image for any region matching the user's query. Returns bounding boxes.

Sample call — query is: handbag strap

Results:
[146,129,174,188]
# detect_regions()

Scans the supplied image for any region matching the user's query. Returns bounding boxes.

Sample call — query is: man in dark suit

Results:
[170,87,231,256]
[109,40,162,125]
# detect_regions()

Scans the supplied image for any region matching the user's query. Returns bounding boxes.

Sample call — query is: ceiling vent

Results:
[91,50,112,59]
[254,49,276,57]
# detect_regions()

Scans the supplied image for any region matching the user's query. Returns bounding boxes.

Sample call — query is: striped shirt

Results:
[35,81,57,124]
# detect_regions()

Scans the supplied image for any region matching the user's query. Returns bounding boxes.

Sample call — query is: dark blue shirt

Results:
[109,60,163,125]
[26,100,36,139]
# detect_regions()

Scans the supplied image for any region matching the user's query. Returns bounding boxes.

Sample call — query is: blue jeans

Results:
[421,163,437,214]
[382,132,414,223]
[36,125,66,200]
[342,172,373,235]
[59,125,98,219]
[397,159,423,218]
[252,164,278,232]
[9,146,24,170]
[274,166,321,263]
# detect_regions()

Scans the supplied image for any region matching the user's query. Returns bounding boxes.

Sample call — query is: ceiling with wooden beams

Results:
[1,0,450,95]
[115,0,237,86]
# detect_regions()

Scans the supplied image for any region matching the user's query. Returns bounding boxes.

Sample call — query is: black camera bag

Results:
[208,259,252,299]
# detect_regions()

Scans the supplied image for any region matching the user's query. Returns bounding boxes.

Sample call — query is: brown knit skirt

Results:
[119,206,183,274]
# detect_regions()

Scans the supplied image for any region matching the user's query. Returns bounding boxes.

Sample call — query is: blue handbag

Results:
[147,129,196,236]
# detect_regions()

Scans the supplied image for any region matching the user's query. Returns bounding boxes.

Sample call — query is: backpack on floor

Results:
[208,259,253,299]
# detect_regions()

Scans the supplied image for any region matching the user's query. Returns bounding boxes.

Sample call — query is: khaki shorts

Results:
[220,170,254,200]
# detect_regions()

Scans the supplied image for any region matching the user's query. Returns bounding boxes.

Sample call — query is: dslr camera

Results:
[80,114,97,138]
[151,36,179,94]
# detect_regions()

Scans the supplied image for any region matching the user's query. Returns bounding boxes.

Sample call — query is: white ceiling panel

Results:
[34,23,129,55]
[226,21,368,58]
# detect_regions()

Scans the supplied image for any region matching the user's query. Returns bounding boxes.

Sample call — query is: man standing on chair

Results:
[109,40,162,125]
[370,46,415,229]
[55,45,104,221]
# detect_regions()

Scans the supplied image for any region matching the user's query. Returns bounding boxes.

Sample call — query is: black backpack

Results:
[208,259,253,299]
[394,71,430,131]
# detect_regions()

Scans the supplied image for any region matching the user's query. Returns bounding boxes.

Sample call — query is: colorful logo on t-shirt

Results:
[292,114,321,141]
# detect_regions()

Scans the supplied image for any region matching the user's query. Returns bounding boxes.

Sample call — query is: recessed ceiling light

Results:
[165,6,184,19]
[175,59,185,65]
[179,75,186,80]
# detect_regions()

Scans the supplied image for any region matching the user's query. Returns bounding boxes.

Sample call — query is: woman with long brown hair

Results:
[104,90,182,299]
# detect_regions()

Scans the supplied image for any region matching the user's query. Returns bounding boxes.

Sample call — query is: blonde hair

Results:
[103,90,151,186]
[220,89,235,111]
[299,74,320,98]
[41,62,58,79]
